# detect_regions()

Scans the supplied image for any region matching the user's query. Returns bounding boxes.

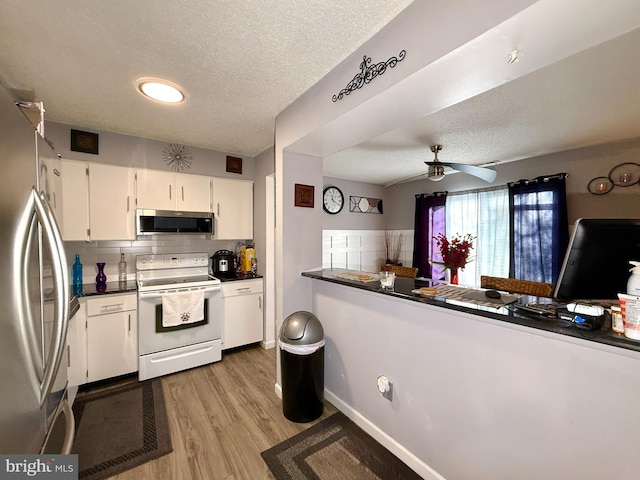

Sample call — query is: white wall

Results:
[254,147,275,347]
[47,121,256,179]
[312,280,640,480]
[322,177,385,230]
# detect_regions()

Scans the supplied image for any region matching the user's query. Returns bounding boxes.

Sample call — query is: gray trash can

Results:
[279,311,325,422]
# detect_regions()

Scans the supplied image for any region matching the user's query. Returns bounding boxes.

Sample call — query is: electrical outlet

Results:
[377,375,393,401]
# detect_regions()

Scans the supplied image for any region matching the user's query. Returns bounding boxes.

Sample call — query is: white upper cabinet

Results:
[61,159,90,241]
[61,160,135,241]
[211,178,253,240]
[89,163,135,240]
[177,173,212,212]
[38,139,64,226]
[136,169,211,212]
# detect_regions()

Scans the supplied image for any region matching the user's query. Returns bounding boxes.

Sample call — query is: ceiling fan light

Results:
[427,164,445,181]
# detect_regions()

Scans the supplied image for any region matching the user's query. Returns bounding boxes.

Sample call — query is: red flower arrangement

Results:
[433,232,475,271]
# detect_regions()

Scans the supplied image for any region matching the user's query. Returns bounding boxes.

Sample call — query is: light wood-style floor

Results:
[111,345,337,480]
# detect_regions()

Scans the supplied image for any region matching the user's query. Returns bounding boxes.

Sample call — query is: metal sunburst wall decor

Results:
[162,143,193,171]
[332,49,406,102]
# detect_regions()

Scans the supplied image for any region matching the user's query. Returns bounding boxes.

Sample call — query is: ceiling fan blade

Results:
[441,162,497,182]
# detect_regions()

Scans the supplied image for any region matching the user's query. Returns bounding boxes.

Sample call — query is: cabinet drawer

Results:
[86,294,136,316]
[221,279,263,296]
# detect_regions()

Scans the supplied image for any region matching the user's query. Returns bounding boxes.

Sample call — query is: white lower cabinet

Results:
[221,279,264,350]
[85,293,138,383]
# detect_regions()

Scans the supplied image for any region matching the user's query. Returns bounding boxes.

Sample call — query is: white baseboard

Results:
[324,389,445,480]
[262,339,276,350]
[272,383,443,479]
[274,382,282,399]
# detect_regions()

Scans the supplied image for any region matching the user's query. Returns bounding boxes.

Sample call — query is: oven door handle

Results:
[138,285,221,299]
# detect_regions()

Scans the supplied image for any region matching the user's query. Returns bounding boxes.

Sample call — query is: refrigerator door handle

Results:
[16,188,70,405]
[60,399,75,454]
[36,189,69,405]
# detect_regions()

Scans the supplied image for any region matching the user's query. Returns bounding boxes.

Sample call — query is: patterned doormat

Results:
[261,412,422,480]
[72,377,172,480]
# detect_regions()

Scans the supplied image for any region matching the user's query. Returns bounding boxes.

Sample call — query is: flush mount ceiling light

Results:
[135,77,185,104]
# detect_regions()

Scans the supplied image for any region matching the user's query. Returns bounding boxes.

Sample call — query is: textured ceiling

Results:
[0,0,412,157]
[324,26,640,186]
[1,1,639,187]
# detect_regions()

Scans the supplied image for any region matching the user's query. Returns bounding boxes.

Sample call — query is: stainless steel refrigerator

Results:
[0,84,75,454]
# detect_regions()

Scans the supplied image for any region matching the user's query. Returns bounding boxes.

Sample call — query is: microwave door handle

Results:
[34,189,70,405]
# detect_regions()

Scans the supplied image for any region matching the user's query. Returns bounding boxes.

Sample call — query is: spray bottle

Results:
[627,261,640,296]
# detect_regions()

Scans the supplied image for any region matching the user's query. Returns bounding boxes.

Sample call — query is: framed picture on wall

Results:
[294,183,314,208]
[226,155,242,174]
[70,129,99,155]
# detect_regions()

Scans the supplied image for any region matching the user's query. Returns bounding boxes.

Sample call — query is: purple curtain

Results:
[509,173,569,284]
[413,192,447,278]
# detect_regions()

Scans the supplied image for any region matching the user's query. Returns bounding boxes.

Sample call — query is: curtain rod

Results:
[508,172,568,187]
[415,191,447,199]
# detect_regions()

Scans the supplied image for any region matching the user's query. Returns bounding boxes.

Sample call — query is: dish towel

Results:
[161,289,205,327]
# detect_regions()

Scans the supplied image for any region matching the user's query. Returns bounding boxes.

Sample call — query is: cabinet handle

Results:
[127,195,130,213]
[217,202,220,216]
[128,314,131,332]
[101,303,123,312]
[169,184,172,200]
[182,186,184,201]
[258,296,262,310]
[67,345,71,368]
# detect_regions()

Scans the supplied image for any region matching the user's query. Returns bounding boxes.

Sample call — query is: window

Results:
[509,175,569,284]
[415,173,569,286]
[445,187,509,286]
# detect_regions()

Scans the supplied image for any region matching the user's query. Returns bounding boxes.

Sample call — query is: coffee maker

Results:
[211,250,237,278]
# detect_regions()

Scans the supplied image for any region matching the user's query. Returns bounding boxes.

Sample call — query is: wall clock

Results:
[323,186,344,214]
[162,143,192,171]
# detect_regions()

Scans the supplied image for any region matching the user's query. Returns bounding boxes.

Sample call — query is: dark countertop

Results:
[72,281,137,298]
[216,274,263,282]
[302,269,640,354]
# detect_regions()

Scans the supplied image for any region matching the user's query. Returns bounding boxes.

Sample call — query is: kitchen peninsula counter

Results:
[302,268,640,354]
[302,268,640,479]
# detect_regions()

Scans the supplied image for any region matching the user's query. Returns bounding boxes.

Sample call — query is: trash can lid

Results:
[280,311,324,345]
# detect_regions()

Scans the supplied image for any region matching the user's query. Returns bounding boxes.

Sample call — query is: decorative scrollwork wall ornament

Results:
[162,143,192,171]
[332,50,406,102]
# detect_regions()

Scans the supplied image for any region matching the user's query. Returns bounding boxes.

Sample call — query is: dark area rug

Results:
[261,412,423,480]
[72,377,172,480]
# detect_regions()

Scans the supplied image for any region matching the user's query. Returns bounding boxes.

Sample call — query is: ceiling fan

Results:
[425,144,497,183]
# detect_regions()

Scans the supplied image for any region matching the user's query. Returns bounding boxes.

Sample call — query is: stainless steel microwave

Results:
[136,209,214,236]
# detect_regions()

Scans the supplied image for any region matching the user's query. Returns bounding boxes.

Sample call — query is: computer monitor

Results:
[554,218,640,300]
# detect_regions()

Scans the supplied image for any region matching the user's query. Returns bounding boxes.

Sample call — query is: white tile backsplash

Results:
[64,236,240,284]
[322,229,414,273]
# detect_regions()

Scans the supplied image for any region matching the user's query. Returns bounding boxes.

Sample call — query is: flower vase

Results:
[448,267,459,285]
[96,262,107,292]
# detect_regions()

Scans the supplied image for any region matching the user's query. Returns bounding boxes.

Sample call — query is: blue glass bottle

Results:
[72,254,83,295]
